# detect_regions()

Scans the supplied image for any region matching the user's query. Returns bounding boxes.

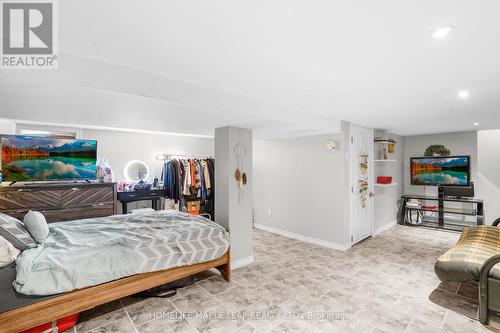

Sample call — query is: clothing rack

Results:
[160,154,215,220]
[156,153,213,161]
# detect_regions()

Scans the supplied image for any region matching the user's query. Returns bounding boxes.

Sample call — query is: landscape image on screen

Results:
[411,156,469,186]
[1,135,97,181]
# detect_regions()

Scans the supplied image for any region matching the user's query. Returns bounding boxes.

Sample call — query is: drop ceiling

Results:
[1,0,499,138]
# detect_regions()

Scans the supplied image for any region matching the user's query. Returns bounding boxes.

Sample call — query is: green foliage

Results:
[424,145,451,157]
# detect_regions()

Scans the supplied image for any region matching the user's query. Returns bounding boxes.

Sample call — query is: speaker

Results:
[443,182,475,198]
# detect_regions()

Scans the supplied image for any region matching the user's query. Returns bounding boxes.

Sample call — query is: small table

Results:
[117,189,164,214]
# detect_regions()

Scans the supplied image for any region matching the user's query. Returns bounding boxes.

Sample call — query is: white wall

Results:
[215,127,254,264]
[253,133,349,247]
[81,129,213,183]
[0,120,15,135]
[80,129,214,211]
[477,130,500,224]
[373,132,404,233]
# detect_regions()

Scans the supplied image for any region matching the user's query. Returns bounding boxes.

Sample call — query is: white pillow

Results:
[0,235,20,268]
[130,208,155,214]
[23,211,49,244]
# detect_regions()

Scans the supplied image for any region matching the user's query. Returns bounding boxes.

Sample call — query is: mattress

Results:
[13,210,229,296]
[0,264,56,313]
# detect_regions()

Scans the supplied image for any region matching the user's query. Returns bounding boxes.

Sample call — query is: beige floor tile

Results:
[214,286,263,312]
[232,324,260,333]
[136,318,197,333]
[171,289,221,314]
[78,226,499,333]
[187,304,246,333]
[238,298,285,332]
[121,296,179,326]
[76,301,127,333]
[441,311,492,333]
[429,289,479,319]
[197,276,236,295]
[87,317,135,333]
[269,320,321,333]
[253,280,293,305]
[170,282,204,300]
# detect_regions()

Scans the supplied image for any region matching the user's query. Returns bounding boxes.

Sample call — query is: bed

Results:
[0,210,231,333]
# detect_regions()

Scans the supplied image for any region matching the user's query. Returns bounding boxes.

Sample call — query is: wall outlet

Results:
[268,209,272,216]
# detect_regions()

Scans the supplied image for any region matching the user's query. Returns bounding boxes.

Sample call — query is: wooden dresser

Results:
[0,182,116,223]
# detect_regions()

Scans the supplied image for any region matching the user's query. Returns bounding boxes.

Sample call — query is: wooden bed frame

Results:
[0,250,230,333]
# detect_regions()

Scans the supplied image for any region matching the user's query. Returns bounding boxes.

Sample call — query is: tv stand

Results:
[438,186,445,227]
[400,193,484,231]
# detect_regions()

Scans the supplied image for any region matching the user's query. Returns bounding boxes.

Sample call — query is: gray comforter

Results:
[14,210,229,296]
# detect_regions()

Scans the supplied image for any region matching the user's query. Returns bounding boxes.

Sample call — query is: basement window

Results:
[16,124,81,139]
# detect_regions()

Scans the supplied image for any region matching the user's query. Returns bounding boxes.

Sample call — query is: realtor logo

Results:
[1,0,57,68]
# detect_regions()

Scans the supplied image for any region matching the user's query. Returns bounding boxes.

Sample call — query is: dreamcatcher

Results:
[234,139,247,207]
[359,154,369,208]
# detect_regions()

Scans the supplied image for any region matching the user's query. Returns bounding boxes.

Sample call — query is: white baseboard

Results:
[373,220,397,236]
[231,256,255,270]
[254,223,350,251]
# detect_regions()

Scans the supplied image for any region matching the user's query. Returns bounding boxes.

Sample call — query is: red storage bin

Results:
[22,313,79,333]
[377,176,393,184]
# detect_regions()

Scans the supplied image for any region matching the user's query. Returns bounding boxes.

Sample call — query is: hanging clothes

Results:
[189,159,196,190]
[202,160,211,190]
[194,161,201,190]
[206,159,214,197]
[161,161,176,200]
[176,160,184,210]
[198,160,206,200]
[161,157,215,217]
[182,160,191,196]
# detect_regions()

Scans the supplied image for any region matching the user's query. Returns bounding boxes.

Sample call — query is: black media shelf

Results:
[400,194,484,231]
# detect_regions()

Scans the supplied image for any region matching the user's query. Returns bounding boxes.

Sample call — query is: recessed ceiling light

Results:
[458,90,470,99]
[431,25,455,39]
[473,122,479,126]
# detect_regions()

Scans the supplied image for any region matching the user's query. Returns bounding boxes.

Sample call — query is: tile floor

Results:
[75,225,500,333]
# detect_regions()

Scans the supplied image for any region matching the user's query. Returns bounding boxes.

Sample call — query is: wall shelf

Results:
[375,183,398,187]
[374,140,396,144]
[374,159,397,162]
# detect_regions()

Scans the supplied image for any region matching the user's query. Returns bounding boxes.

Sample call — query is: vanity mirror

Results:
[124,160,149,182]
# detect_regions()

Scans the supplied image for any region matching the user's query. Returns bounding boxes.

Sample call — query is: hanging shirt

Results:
[182,160,191,195]
[198,160,206,200]
[207,159,214,198]
[189,159,196,190]
[194,160,201,189]
[161,161,175,200]
[176,160,184,207]
[202,160,211,189]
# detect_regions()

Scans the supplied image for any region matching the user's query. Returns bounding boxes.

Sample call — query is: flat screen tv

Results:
[410,155,470,187]
[1,135,97,182]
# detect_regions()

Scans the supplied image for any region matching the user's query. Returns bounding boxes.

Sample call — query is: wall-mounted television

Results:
[410,156,470,187]
[1,135,97,182]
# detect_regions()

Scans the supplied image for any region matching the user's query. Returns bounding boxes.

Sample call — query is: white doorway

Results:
[349,124,374,245]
